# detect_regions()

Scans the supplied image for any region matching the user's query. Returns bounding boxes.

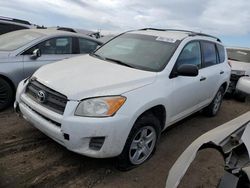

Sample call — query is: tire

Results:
[116,113,161,171]
[0,78,14,111]
[204,87,224,117]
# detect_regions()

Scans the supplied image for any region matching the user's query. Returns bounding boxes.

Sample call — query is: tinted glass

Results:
[202,42,217,67]
[216,44,225,63]
[0,30,44,51]
[227,48,250,63]
[79,38,98,54]
[35,37,72,54]
[176,41,201,68]
[94,33,179,72]
[0,23,27,35]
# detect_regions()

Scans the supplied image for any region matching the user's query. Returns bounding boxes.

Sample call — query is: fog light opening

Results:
[89,137,105,151]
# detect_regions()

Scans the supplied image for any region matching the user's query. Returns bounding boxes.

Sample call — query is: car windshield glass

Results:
[93,33,179,72]
[227,48,250,63]
[0,30,44,51]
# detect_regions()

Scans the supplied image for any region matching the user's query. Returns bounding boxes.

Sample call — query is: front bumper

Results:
[15,82,132,158]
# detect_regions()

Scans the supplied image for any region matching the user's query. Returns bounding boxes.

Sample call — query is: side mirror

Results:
[30,49,41,59]
[176,64,199,77]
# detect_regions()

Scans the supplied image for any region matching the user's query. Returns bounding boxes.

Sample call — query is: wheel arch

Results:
[221,82,228,94]
[134,104,167,131]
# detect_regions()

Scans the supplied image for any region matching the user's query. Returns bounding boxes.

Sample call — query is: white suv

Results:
[15,28,231,169]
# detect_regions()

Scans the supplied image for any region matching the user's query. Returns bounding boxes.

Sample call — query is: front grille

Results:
[26,80,68,114]
[25,102,61,127]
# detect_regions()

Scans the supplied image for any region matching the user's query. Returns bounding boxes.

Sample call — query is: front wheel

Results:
[0,78,14,111]
[204,87,224,117]
[117,113,161,171]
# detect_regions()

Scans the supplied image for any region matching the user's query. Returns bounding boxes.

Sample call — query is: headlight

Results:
[231,70,246,76]
[75,96,126,117]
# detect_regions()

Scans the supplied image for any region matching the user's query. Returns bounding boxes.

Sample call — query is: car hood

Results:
[166,111,250,188]
[33,55,156,100]
[231,60,250,75]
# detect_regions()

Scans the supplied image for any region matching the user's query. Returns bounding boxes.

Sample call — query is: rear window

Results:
[216,44,225,63]
[0,23,28,35]
[227,48,250,63]
[0,30,44,51]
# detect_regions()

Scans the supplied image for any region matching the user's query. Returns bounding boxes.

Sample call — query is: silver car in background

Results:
[0,29,103,110]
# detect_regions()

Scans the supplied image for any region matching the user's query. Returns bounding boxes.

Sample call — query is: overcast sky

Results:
[1,0,250,47]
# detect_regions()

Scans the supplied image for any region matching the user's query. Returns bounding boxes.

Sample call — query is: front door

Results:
[22,37,75,78]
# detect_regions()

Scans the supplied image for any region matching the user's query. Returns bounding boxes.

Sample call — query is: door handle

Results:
[220,71,224,74]
[200,76,206,81]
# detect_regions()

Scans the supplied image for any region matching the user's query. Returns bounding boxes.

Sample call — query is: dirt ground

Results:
[0,98,250,188]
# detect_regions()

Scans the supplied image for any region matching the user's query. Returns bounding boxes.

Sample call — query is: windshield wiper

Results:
[105,57,135,68]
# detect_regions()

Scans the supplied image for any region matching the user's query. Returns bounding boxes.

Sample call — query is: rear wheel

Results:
[204,87,224,117]
[0,78,14,111]
[117,113,161,171]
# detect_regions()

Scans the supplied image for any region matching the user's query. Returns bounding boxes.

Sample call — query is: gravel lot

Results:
[0,98,250,188]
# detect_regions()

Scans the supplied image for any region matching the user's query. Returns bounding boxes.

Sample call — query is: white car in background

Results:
[227,47,250,101]
[15,28,230,170]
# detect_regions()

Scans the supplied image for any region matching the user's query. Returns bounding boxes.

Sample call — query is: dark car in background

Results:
[0,16,40,35]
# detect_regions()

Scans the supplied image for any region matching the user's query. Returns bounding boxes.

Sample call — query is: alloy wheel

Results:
[129,126,157,165]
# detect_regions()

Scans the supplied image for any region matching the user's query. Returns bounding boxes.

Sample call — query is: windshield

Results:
[0,30,44,51]
[227,48,250,63]
[94,33,179,72]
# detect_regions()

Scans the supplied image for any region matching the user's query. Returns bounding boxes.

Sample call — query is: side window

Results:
[176,41,201,68]
[216,44,225,63]
[201,42,217,67]
[79,38,99,54]
[28,37,73,55]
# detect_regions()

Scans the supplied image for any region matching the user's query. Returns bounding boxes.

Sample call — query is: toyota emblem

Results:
[36,90,47,103]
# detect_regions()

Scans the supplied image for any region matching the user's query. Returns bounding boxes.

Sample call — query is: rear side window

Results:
[201,41,217,67]
[0,23,27,35]
[216,44,225,63]
[79,38,99,54]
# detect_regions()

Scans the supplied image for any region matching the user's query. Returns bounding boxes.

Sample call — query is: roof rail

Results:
[0,16,31,25]
[139,28,221,42]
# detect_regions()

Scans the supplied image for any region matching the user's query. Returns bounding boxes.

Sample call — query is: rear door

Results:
[22,36,77,77]
[198,41,222,106]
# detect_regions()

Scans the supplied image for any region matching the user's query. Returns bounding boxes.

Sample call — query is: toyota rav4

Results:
[15,28,231,169]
